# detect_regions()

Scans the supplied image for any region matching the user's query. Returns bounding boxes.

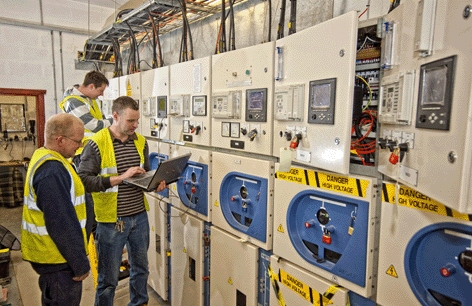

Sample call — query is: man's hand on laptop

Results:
[154,180,167,192]
[123,166,146,179]
[111,166,146,186]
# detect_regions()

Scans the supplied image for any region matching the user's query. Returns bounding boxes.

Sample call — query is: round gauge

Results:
[240,186,248,199]
[316,208,330,225]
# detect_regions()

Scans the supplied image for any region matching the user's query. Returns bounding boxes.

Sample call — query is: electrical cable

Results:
[351,110,377,165]
[267,0,272,42]
[356,75,372,110]
[147,9,159,69]
[288,0,297,35]
[110,37,122,77]
[277,0,286,39]
[229,0,236,50]
[220,0,227,53]
[115,9,133,21]
[179,0,186,62]
[215,0,236,54]
[186,3,194,60]
[358,5,369,19]
[357,35,380,53]
[155,14,164,67]
[178,0,194,62]
[125,21,140,74]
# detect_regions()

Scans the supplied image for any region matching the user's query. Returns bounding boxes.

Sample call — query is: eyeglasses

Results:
[61,135,83,146]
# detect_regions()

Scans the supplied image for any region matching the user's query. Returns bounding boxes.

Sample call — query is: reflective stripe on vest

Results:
[21,148,88,264]
[60,95,105,155]
[91,129,148,222]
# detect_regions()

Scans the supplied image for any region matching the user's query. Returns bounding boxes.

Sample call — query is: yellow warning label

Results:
[277,224,285,233]
[126,79,132,96]
[386,265,398,278]
[276,167,370,198]
[280,269,311,302]
[275,168,308,185]
[228,277,233,285]
[183,247,187,253]
[382,183,472,221]
[309,171,370,198]
[214,200,219,207]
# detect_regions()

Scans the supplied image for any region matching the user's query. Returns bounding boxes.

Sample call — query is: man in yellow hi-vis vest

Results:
[60,70,113,166]
[78,96,166,305]
[60,70,113,237]
[21,113,90,306]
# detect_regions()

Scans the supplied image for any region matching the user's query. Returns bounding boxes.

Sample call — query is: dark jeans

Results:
[38,270,82,306]
[94,211,150,306]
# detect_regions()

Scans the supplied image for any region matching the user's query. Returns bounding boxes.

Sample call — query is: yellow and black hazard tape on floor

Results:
[382,182,472,221]
[275,167,370,199]
[268,264,347,306]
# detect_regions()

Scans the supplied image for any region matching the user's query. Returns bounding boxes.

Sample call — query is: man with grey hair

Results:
[21,113,90,306]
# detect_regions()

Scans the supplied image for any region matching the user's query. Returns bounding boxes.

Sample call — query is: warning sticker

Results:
[277,224,285,233]
[275,167,370,198]
[126,79,132,96]
[308,171,370,198]
[382,183,472,221]
[275,168,308,185]
[279,269,312,302]
[386,265,398,278]
[214,200,219,207]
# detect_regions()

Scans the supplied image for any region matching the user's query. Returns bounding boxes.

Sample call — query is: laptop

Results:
[123,153,191,192]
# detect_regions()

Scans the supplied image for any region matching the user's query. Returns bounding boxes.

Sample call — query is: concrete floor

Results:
[0,205,170,306]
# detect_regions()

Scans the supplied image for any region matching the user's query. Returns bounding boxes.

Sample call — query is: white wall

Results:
[0,0,114,118]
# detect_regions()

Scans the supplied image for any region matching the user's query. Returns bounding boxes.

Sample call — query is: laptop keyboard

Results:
[131,176,152,186]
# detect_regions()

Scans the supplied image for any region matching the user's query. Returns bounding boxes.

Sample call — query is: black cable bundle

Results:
[126,21,140,74]
[288,0,297,35]
[110,37,122,77]
[228,0,236,50]
[277,0,286,39]
[179,0,194,62]
[215,0,236,54]
[147,10,164,68]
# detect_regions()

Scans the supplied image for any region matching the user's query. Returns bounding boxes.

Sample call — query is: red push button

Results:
[440,264,456,277]
[304,220,315,228]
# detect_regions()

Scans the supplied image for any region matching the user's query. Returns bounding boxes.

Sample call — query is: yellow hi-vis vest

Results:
[90,128,149,223]
[22,148,88,264]
[59,95,105,155]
